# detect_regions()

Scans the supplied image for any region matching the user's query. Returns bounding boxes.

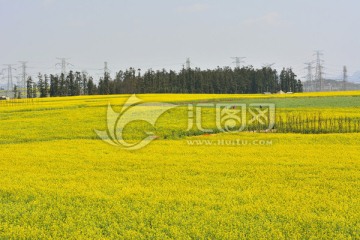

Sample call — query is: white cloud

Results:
[177,4,209,13]
[242,12,286,27]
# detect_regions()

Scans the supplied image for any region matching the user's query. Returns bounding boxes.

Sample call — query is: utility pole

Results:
[56,58,73,75]
[3,64,16,98]
[186,58,191,70]
[314,50,324,92]
[231,57,246,68]
[304,62,314,92]
[19,61,27,98]
[343,66,347,91]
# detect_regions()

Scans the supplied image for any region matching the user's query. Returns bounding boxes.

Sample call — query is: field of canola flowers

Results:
[0,91,359,239]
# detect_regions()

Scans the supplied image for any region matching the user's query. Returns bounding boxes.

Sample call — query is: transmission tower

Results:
[186,58,191,70]
[343,66,347,91]
[314,51,324,92]
[231,57,246,68]
[304,62,314,92]
[104,61,109,75]
[3,64,16,98]
[56,58,73,75]
[262,63,275,68]
[0,70,3,90]
[14,76,21,98]
[18,61,27,98]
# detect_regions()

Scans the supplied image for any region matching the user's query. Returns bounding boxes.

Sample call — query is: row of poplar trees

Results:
[26,72,97,98]
[26,66,302,98]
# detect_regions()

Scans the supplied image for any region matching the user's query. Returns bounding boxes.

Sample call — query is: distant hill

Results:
[349,71,360,83]
[303,78,360,92]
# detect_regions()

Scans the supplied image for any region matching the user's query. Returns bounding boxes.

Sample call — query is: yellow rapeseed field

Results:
[0,92,359,239]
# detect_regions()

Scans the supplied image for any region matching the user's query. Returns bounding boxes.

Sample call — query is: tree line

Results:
[21,66,302,98]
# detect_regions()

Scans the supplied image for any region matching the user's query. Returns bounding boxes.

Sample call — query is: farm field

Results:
[0,92,360,239]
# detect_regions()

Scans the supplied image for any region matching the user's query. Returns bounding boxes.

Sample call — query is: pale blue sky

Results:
[0,0,359,81]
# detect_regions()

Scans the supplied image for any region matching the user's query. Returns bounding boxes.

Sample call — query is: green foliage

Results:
[27,66,303,98]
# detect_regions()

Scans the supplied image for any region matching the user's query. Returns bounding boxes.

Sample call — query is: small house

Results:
[0,96,9,100]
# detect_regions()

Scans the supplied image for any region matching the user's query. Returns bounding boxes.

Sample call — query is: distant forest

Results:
[23,66,303,98]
